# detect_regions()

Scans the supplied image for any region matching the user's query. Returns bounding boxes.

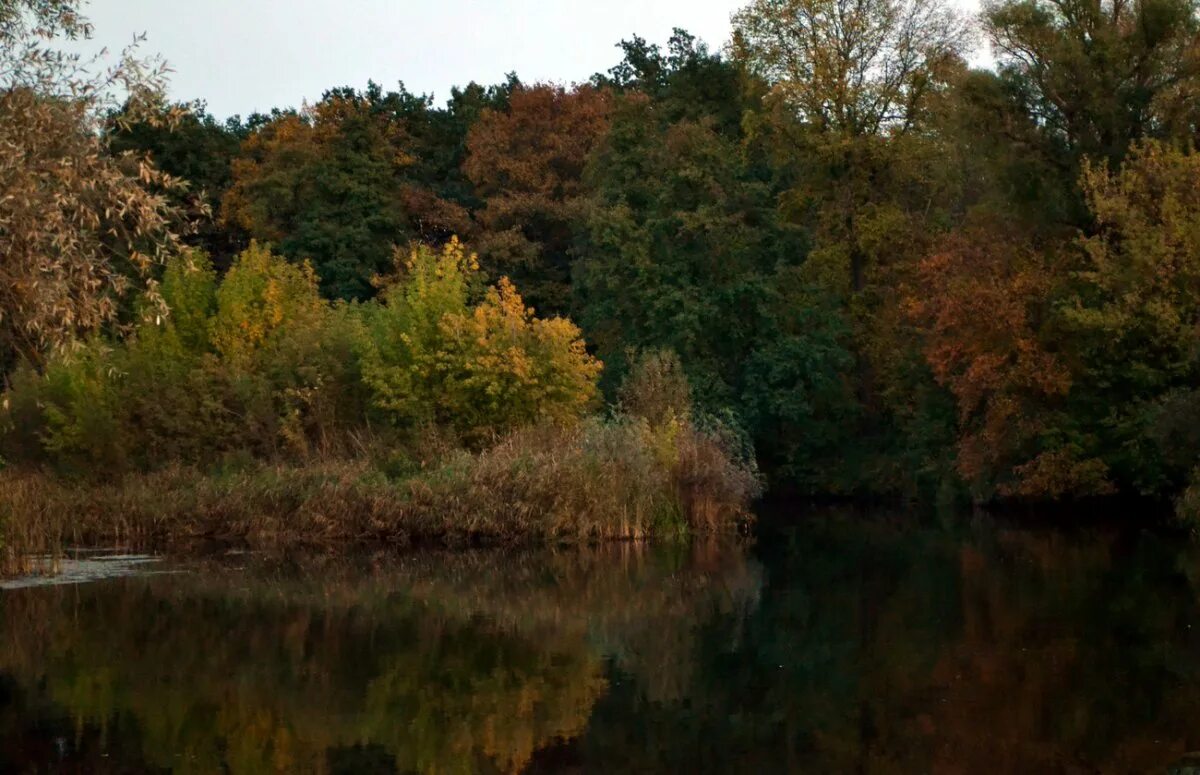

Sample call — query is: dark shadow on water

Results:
[2,516,1200,772]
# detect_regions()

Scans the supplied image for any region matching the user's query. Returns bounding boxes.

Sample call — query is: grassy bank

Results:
[0,242,761,575]
[0,417,760,575]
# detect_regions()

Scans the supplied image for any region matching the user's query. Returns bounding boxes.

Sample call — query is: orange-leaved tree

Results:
[464,83,613,316]
[907,219,1111,500]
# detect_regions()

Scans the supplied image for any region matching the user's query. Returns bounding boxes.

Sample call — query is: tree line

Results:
[3,0,1200,514]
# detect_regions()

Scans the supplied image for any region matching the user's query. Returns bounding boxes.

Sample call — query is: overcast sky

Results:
[80,0,984,120]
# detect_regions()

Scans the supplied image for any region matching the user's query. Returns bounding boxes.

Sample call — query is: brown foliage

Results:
[906,220,1111,498]
[0,8,188,369]
[464,83,613,313]
[0,419,758,572]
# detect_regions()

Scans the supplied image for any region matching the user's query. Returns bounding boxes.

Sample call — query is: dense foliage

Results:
[0,241,601,472]
[4,0,1200,519]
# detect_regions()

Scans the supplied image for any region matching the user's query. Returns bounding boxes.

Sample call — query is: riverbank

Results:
[0,418,761,575]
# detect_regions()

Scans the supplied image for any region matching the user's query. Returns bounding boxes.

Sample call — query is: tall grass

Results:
[0,417,760,573]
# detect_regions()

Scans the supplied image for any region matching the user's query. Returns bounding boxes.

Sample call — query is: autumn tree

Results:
[367,78,514,242]
[1071,143,1200,391]
[0,0,188,375]
[361,239,601,441]
[906,219,1110,499]
[464,83,613,315]
[220,79,510,301]
[910,143,1200,504]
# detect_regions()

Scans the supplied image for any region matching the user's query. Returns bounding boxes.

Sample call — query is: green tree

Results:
[731,0,973,492]
[108,101,249,267]
[220,93,415,300]
[1064,142,1200,494]
[595,29,746,134]
[576,96,798,401]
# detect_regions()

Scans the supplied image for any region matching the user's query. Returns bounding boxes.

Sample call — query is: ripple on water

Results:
[0,553,170,590]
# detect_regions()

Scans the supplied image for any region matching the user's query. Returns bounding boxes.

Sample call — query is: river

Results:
[2,510,1199,773]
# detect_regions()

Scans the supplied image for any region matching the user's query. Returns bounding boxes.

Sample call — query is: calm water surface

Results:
[3,512,1200,773]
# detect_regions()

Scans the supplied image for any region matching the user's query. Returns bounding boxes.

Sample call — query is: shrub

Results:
[211,241,328,366]
[158,249,219,355]
[617,349,693,427]
[118,253,233,465]
[1,238,605,473]
[24,341,124,472]
[363,240,601,441]
[359,239,481,429]
[198,244,369,458]
[0,363,47,464]
[0,244,375,471]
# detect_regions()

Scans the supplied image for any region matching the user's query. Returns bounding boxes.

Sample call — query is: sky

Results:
[81,0,985,121]
[79,0,739,120]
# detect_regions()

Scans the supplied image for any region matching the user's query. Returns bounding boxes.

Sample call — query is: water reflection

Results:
[0,542,759,773]
[3,518,1200,772]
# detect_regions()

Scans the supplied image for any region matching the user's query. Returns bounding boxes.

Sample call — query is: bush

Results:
[19,341,124,472]
[1,244,370,471]
[1,239,605,473]
[362,239,601,442]
[617,349,693,427]
[210,241,328,365]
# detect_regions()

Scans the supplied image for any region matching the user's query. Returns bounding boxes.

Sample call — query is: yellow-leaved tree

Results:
[362,238,601,441]
[210,241,327,366]
[208,242,352,455]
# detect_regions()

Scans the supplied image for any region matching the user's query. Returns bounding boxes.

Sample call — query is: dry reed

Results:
[0,418,760,574]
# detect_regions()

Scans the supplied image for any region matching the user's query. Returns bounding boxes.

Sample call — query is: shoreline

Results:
[0,436,759,577]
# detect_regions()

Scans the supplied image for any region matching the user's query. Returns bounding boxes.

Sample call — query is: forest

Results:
[3,0,1200,540]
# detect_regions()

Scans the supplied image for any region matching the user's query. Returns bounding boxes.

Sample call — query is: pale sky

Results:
[80,0,985,121]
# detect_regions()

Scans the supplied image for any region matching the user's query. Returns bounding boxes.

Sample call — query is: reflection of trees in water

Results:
[8,523,1200,773]
[580,517,1200,773]
[927,527,1200,773]
[0,540,762,773]
[392,540,764,703]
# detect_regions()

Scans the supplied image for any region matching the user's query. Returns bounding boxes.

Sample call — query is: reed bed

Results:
[0,418,760,575]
